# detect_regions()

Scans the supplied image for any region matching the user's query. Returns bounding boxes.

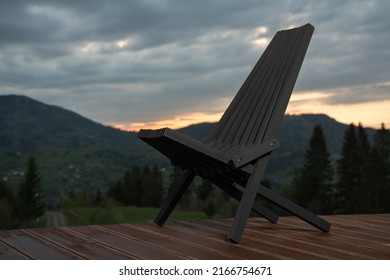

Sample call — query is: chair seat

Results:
[138,128,232,176]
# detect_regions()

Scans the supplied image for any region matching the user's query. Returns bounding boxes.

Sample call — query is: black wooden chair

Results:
[138,23,331,243]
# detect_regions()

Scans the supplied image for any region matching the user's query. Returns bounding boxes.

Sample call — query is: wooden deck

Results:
[0,214,389,260]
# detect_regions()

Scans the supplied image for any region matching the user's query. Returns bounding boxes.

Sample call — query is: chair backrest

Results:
[206,24,314,152]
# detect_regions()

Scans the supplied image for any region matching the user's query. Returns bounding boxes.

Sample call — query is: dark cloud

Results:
[0,0,389,126]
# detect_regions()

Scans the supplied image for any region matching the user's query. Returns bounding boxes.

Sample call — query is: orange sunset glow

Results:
[112,91,390,132]
[113,112,224,131]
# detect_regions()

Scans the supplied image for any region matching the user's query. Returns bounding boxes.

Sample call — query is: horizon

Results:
[2,94,388,132]
[112,111,389,132]
[111,96,390,131]
[1,1,389,131]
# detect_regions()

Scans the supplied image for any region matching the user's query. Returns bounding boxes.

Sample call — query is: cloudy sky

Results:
[1,0,389,130]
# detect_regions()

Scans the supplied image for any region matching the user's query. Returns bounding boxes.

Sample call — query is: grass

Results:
[63,206,208,226]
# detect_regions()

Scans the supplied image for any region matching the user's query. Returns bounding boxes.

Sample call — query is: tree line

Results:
[106,122,389,217]
[106,165,238,218]
[0,155,45,229]
[289,123,389,215]
[107,165,163,208]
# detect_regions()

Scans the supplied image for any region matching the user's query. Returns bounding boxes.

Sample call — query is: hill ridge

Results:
[0,94,137,152]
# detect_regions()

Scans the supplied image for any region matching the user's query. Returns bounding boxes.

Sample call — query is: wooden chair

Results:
[138,23,331,243]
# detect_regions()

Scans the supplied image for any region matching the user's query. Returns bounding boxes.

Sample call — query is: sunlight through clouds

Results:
[251,26,270,48]
[115,39,129,49]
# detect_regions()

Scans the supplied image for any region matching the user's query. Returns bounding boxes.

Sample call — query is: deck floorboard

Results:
[1,214,389,260]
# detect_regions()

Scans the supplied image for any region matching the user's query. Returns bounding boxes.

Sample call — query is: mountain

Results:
[0,95,152,202]
[0,95,138,152]
[0,95,376,202]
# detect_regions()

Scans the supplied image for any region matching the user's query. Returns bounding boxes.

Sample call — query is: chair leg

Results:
[154,171,195,227]
[228,162,268,243]
[211,178,278,223]
[258,184,331,232]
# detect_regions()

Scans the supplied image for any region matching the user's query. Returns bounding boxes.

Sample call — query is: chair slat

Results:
[207,24,313,150]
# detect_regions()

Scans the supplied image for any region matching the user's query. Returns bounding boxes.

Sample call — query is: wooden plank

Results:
[284,215,390,244]
[264,24,314,141]
[194,219,352,259]
[0,240,29,260]
[65,225,187,260]
[165,221,319,259]
[327,215,390,237]
[100,223,236,260]
[0,230,80,260]
[247,218,388,259]
[25,227,131,260]
[137,222,282,260]
[237,26,298,147]
[273,217,390,258]
[368,214,390,224]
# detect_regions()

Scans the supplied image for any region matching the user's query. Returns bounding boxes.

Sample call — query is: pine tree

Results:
[365,124,390,213]
[141,165,163,207]
[290,124,334,214]
[0,174,13,202]
[15,155,45,227]
[0,174,15,229]
[107,180,124,204]
[196,179,216,217]
[122,170,133,205]
[336,124,363,213]
[107,172,128,205]
[196,178,213,201]
[92,189,104,206]
[355,123,371,212]
[167,167,194,210]
[108,165,163,207]
[130,166,143,207]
